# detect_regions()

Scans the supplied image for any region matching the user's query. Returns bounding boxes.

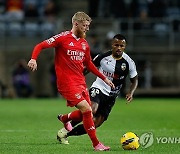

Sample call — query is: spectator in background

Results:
[5,0,24,21]
[5,0,24,36]
[43,0,58,19]
[88,0,99,18]
[148,0,167,18]
[109,0,127,18]
[128,0,140,18]
[24,2,39,19]
[0,0,5,16]
[12,59,33,98]
[167,0,180,31]
[40,0,58,37]
[24,2,39,37]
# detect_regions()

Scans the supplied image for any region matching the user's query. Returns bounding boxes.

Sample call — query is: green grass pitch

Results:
[0,98,180,154]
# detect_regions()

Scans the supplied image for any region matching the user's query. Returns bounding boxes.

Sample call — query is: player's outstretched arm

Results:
[126,75,138,103]
[86,60,115,89]
[27,39,56,72]
[104,78,115,89]
[27,59,37,72]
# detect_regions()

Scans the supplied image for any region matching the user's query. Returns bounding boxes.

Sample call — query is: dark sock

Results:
[71,120,81,127]
[67,124,86,136]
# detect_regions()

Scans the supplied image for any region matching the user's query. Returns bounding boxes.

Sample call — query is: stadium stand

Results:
[0,0,180,97]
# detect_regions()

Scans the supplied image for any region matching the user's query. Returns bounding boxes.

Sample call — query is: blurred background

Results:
[0,0,180,98]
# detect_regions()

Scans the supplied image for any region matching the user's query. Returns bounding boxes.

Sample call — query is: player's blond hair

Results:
[72,12,92,23]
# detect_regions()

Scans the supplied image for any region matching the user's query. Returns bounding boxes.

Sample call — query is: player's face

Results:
[76,20,90,38]
[111,39,126,58]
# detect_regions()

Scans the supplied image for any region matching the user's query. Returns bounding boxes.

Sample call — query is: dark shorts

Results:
[89,87,116,121]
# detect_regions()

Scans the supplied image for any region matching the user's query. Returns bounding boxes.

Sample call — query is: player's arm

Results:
[83,53,101,75]
[126,75,138,103]
[28,37,57,71]
[87,60,115,89]
[85,48,115,89]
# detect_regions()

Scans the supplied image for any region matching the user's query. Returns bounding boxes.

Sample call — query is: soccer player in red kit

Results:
[27,12,114,151]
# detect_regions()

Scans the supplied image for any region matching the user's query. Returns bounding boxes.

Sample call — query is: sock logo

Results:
[88,126,95,131]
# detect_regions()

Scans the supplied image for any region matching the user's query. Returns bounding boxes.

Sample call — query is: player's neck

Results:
[71,29,85,39]
[112,54,122,60]
[71,29,78,37]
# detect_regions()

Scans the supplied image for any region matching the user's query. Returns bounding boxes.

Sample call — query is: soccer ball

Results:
[120,132,140,150]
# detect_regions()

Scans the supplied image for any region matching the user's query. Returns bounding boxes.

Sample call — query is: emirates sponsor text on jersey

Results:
[67,50,85,61]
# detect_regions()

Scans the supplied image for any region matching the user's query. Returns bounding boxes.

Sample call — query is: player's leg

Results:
[57,113,105,144]
[58,87,101,139]
[57,87,110,150]
[57,100,90,144]
[66,114,105,137]
[64,87,100,131]
[66,101,100,136]
[57,109,82,131]
[58,100,109,150]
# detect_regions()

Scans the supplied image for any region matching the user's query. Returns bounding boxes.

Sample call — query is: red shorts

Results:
[59,85,91,107]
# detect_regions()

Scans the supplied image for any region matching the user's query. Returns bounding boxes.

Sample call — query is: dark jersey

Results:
[91,51,137,96]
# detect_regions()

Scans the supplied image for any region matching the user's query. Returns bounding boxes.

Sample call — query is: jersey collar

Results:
[71,32,80,41]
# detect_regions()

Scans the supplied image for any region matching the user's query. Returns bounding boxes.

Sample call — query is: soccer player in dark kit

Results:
[27,12,115,151]
[57,34,138,145]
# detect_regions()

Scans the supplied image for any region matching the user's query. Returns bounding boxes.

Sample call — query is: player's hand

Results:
[126,93,133,103]
[27,59,37,72]
[104,78,115,89]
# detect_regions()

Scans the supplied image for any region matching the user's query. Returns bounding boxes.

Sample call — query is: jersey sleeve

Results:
[31,35,63,60]
[93,54,101,66]
[93,51,112,66]
[84,46,106,80]
[129,59,138,78]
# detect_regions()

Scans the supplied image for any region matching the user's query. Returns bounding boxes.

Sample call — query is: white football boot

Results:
[57,128,69,144]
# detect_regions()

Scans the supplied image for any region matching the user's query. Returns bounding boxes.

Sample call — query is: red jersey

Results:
[31,31,105,91]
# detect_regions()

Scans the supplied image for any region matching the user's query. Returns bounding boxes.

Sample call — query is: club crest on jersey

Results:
[75,93,81,99]
[121,63,126,71]
[81,43,86,50]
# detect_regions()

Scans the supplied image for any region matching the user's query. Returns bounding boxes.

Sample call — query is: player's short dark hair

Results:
[113,34,126,41]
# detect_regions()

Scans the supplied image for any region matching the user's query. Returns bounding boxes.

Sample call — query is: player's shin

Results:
[82,110,99,147]
[61,110,82,122]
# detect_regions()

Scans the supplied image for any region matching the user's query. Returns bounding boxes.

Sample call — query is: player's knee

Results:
[76,100,92,113]
[91,102,98,115]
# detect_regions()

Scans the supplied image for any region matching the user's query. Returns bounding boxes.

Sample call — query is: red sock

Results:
[82,111,99,147]
[61,110,82,123]
[69,110,82,122]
